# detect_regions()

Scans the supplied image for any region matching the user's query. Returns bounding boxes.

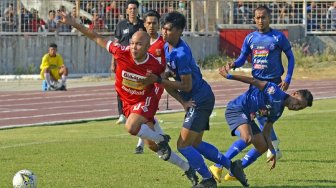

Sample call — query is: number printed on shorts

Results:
[133,97,152,112]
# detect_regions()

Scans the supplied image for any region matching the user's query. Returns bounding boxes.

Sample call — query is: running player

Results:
[210,66,313,184]
[134,10,166,155]
[141,11,249,188]
[58,11,198,186]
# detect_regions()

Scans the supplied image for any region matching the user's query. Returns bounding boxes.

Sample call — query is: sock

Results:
[195,141,231,170]
[136,124,164,143]
[153,118,163,134]
[241,148,262,168]
[61,75,67,86]
[179,146,212,179]
[225,139,248,159]
[136,138,145,148]
[44,73,52,86]
[157,151,189,171]
[214,139,247,169]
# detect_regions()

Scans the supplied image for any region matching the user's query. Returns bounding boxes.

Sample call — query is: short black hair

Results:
[49,43,57,48]
[161,11,186,30]
[143,10,160,21]
[254,5,271,17]
[126,0,139,8]
[297,89,314,107]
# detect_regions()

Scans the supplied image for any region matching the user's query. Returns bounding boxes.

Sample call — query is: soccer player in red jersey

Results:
[134,10,166,155]
[59,11,198,186]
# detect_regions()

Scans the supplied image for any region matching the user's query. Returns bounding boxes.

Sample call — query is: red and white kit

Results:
[106,41,165,121]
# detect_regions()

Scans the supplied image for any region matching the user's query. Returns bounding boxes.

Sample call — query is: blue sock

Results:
[224,139,248,159]
[257,117,278,141]
[195,141,231,170]
[214,139,247,169]
[178,146,212,179]
[241,148,262,168]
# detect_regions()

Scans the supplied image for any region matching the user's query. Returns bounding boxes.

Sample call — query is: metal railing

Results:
[1,0,335,35]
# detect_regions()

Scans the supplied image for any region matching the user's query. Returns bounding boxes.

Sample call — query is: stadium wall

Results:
[0,35,219,75]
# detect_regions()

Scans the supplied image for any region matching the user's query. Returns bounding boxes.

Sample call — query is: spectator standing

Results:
[327,1,336,30]
[46,10,57,32]
[89,11,106,32]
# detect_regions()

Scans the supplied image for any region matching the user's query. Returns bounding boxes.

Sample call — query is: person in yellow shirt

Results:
[40,43,68,91]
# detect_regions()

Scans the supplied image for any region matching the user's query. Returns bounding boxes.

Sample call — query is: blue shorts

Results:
[225,107,261,136]
[183,97,215,133]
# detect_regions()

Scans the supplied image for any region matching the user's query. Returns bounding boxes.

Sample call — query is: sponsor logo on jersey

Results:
[253,64,267,69]
[121,85,145,95]
[122,70,146,82]
[267,86,276,95]
[121,70,146,90]
[253,49,269,57]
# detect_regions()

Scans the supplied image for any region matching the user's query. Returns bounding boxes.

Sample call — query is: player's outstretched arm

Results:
[58,12,107,49]
[219,65,267,91]
[263,121,276,170]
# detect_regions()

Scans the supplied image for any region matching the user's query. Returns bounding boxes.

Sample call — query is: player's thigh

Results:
[225,107,251,136]
[59,65,67,75]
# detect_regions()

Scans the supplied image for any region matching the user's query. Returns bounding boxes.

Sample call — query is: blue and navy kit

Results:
[240,29,292,82]
[227,82,289,123]
[164,39,214,105]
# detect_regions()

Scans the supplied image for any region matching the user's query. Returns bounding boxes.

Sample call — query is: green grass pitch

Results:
[1,99,335,187]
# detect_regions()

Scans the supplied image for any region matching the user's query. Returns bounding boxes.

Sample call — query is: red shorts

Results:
[154,83,164,100]
[122,93,159,123]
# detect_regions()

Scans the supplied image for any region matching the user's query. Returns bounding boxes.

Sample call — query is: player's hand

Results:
[140,73,158,86]
[182,99,196,112]
[218,66,229,78]
[58,11,75,25]
[278,81,289,91]
[266,154,276,171]
[226,62,235,71]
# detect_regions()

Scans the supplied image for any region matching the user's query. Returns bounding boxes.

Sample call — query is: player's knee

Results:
[241,135,253,145]
[125,124,140,136]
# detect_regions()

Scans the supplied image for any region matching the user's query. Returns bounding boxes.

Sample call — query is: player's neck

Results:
[150,32,159,43]
[258,27,271,33]
[128,16,137,24]
[135,53,148,63]
[168,37,180,50]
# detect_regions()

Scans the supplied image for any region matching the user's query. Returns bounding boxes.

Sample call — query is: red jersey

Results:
[148,35,166,66]
[148,35,166,100]
[106,41,165,105]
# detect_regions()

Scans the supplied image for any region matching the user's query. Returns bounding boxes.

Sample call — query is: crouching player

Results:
[209,66,313,184]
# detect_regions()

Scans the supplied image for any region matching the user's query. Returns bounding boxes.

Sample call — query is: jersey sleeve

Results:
[241,34,253,56]
[40,54,49,70]
[106,40,129,59]
[279,33,291,52]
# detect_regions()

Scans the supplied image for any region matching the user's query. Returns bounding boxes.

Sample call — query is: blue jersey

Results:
[241,29,292,81]
[227,82,288,123]
[164,39,214,104]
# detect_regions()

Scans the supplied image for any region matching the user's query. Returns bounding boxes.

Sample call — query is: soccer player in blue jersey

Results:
[226,5,295,164]
[141,11,248,188]
[210,6,296,182]
[210,66,313,184]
